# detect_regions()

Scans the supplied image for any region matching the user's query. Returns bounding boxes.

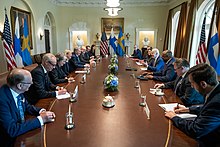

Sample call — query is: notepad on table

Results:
[140,67,148,71]
[56,92,70,99]
[75,71,87,74]
[158,103,197,119]
[136,62,143,66]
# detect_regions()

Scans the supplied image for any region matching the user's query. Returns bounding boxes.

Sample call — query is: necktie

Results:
[17,95,25,123]
[174,76,183,94]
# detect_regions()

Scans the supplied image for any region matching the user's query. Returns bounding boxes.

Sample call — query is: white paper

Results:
[75,71,87,74]
[158,103,178,111]
[176,113,197,118]
[158,103,197,119]
[145,103,150,119]
[136,62,143,66]
[56,92,70,99]
[140,67,148,71]
[73,85,78,97]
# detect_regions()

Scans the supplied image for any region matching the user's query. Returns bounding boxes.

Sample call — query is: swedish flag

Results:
[117,27,125,56]
[21,17,32,66]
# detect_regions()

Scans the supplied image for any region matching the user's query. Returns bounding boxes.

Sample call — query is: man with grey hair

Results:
[25,53,67,104]
[142,48,164,72]
[0,68,55,146]
[154,58,204,106]
[130,44,142,59]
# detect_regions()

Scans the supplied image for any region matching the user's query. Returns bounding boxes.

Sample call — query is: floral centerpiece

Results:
[110,57,118,64]
[104,74,119,92]
[108,63,118,75]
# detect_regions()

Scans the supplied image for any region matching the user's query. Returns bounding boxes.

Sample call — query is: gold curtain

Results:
[174,2,187,58]
[163,10,172,51]
[182,0,198,59]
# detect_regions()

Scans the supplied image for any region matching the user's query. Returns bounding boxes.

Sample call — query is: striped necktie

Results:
[17,95,25,123]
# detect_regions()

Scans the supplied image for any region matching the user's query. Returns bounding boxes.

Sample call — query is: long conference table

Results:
[15,57,197,147]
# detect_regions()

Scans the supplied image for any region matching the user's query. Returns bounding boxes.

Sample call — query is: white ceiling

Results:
[48,0,177,7]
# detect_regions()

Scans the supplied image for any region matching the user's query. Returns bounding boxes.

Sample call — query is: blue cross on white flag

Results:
[109,27,117,55]
[207,18,220,75]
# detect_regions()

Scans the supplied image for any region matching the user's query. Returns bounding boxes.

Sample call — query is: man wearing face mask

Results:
[142,48,164,72]
[143,50,176,82]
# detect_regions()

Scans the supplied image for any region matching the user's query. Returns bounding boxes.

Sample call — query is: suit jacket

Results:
[152,57,177,82]
[0,85,41,147]
[61,61,70,75]
[69,54,85,72]
[164,73,204,106]
[24,65,56,104]
[131,49,142,60]
[171,84,220,146]
[79,52,90,63]
[147,56,165,72]
[49,65,68,84]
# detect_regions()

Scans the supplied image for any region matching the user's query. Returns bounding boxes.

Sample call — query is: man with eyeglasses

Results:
[0,68,55,146]
[165,64,220,146]
[25,53,67,105]
[154,58,204,106]
[143,50,176,82]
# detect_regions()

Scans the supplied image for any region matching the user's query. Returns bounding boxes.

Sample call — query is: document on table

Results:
[56,92,70,99]
[75,70,87,74]
[159,103,178,111]
[140,67,148,71]
[158,103,197,118]
[136,62,143,66]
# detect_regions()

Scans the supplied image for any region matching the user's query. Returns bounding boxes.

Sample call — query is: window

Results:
[190,0,215,66]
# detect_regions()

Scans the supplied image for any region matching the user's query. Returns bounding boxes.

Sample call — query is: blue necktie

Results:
[17,95,25,123]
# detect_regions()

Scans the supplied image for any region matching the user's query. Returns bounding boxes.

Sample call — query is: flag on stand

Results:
[109,27,117,55]
[196,15,207,64]
[2,11,17,70]
[207,16,220,75]
[100,31,109,56]
[117,27,125,56]
[14,14,24,67]
[21,17,32,66]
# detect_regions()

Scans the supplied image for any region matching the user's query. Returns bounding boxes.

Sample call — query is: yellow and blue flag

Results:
[21,17,32,65]
[117,27,125,56]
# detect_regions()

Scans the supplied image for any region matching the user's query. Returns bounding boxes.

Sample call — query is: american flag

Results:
[196,15,207,64]
[3,12,17,70]
[100,32,109,56]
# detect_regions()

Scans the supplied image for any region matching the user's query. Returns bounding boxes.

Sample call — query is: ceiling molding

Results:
[48,0,176,7]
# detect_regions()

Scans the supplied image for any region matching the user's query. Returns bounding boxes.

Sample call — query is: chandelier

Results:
[104,0,123,17]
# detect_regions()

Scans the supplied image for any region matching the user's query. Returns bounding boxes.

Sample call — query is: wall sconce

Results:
[39,33,44,40]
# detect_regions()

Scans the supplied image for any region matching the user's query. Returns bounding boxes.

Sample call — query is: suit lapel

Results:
[5,86,20,119]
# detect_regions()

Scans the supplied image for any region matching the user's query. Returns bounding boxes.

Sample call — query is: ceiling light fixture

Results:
[104,0,123,17]
[104,7,123,17]
[106,0,120,7]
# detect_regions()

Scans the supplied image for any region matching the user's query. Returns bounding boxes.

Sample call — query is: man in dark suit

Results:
[165,64,220,146]
[142,48,165,72]
[69,48,90,72]
[0,68,55,147]
[24,53,67,104]
[154,58,204,106]
[131,44,142,60]
[144,50,176,82]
